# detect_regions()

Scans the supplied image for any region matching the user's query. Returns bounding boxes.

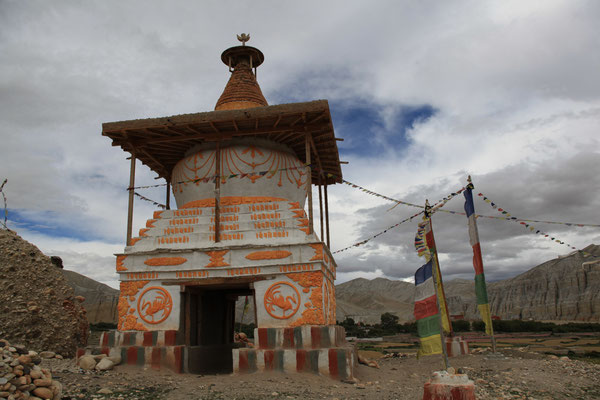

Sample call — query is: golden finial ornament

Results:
[237,33,250,46]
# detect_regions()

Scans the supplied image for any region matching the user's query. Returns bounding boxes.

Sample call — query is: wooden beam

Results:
[324,182,330,249]
[209,121,220,133]
[308,135,323,175]
[318,176,324,241]
[290,115,303,127]
[215,140,221,243]
[126,152,136,246]
[138,148,168,176]
[166,182,171,210]
[307,111,327,124]
[305,132,313,235]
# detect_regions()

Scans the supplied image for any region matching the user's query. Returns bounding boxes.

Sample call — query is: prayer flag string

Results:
[332,210,424,254]
[476,192,579,250]
[332,186,465,254]
[134,192,166,209]
[130,164,312,190]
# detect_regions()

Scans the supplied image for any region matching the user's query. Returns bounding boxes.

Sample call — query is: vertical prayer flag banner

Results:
[422,218,452,335]
[464,186,494,336]
[414,261,442,357]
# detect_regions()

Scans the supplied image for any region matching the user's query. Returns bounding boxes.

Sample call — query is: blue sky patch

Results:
[7,208,104,242]
[330,101,436,157]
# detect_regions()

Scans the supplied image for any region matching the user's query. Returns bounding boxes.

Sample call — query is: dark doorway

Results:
[183,284,252,374]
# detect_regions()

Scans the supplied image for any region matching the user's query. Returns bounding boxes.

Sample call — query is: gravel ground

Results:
[38,347,600,400]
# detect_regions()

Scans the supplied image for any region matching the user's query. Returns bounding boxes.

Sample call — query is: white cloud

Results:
[1,0,599,288]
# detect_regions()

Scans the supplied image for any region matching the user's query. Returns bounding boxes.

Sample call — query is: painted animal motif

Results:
[265,287,297,316]
[141,291,171,322]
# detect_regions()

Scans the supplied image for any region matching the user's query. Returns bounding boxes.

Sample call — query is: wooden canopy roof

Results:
[102,100,343,185]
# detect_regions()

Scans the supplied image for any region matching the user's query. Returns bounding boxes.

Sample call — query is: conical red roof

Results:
[215,61,268,111]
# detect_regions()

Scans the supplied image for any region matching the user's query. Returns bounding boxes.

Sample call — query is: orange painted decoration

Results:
[127,272,158,280]
[181,196,288,209]
[309,244,323,261]
[292,210,306,219]
[117,281,150,331]
[129,237,141,246]
[245,250,292,261]
[297,218,309,227]
[264,282,301,320]
[144,257,187,267]
[288,202,301,210]
[116,255,128,272]
[137,286,173,324]
[227,267,261,276]
[139,228,150,237]
[279,264,315,273]
[153,210,164,219]
[146,219,157,228]
[175,270,209,278]
[204,250,229,267]
[286,272,326,327]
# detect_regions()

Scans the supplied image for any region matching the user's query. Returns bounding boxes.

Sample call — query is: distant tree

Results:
[451,320,471,332]
[380,312,399,330]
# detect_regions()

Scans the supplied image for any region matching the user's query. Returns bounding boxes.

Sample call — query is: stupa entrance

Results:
[183,284,252,374]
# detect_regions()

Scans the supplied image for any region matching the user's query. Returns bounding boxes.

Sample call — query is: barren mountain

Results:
[336,245,600,324]
[62,269,119,324]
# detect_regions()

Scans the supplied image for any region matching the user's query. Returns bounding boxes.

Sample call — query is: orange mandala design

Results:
[137,286,173,324]
[264,282,301,320]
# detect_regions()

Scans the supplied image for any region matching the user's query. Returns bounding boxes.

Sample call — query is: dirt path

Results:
[42,349,600,399]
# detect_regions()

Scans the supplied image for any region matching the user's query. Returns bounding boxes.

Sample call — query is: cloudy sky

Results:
[1,0,599,289]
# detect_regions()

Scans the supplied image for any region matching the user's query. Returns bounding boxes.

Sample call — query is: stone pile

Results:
[0,230,88,357]
[0,339,62,400]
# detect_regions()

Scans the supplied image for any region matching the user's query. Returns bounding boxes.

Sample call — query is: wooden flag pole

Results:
[425,200,450,371]
[467,176,497,353]
[126,152,136,246]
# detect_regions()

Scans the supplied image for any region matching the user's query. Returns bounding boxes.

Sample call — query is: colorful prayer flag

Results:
[464,186,494,336]
[416,217,452,335]
[414,261,442,357]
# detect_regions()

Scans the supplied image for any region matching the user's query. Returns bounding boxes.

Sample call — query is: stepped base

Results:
[233,347,355,380]
[80,327,356,379]
[77,345,185,373]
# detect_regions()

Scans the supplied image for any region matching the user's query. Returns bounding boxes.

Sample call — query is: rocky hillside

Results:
[0,229,88,356]
[62,269,118,324]
[336,245,600,324]
[487,244,600,321]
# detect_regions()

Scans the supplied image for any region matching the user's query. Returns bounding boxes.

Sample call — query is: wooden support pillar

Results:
[126,152,136,246]
[318,176,324,241]
[324,182,330,249]
[305,133,313,235]
[214,141,221,242]
[166,182,171,210]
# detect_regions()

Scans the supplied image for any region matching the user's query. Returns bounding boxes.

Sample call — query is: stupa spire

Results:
[215,34,268,111]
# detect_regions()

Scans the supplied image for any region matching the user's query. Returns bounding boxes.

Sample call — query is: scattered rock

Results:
[95,358,115,371]
[78,355,97,371]
[107,355,122,366]
[0,230,89,356]
[98,388,113,394]
[0,340,62,400]
[39,351,56,359]
[33,386,53,399]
